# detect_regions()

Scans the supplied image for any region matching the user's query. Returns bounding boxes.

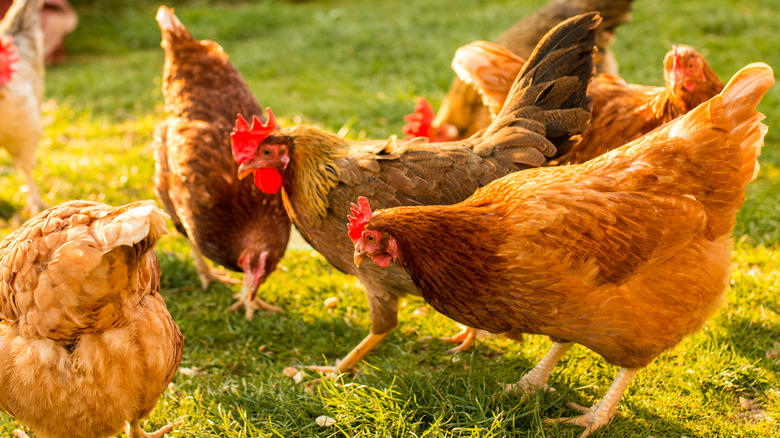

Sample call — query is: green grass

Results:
[1,0,780,436]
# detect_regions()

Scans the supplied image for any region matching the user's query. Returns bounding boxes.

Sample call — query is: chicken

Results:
[402,0,633,141]
[0,0,46,214]
[452,41,725,164]
[231,13,598,374]
[153,5,291,319]
[351,63,774,437]
[0,0,77,64]
[0,200,183,438]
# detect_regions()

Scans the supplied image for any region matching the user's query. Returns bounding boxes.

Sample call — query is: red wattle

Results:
[254,168,283,194]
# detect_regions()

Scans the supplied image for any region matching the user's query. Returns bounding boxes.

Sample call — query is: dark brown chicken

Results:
[231,13,598,374]
[153,5,291,319]
[352,63,773,437]
[403,0,633,141]
[0,200,183,438]
[452,41,725,164]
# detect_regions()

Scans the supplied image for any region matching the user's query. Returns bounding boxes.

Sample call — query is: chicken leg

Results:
[544,367,638,438]
[505,341,572,394]
[126,419,183,438]
[229,284,283,319]
[186,239,240,289]
[20,165,45,215]
[305,332,390,376]
[435,324,481,355]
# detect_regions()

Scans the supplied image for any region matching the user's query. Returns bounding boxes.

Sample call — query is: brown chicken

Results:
[352,63,773,437]
[0,0,46,214]
[402,0,633,141]
[231,13,598,374]
[452,41,725,164]
[0,200,183,438]
[153,5,291,318]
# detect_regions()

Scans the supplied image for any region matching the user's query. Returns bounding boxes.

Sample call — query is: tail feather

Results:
[663,62,774,237]
[479,12,598,160]
[92,201,169,251]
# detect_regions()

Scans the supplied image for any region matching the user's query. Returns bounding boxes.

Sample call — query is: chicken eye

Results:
[261,147,273,157]
[366,234,375,243]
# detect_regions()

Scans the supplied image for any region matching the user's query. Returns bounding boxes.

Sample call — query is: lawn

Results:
[1,0,779,437]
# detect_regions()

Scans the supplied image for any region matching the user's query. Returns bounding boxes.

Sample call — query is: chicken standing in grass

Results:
[231,13,598,374]
[451,41,724,164]
[153,5,291,318]
[352,63,773,437]
[0,0,46,214]
[0,201,183,438]
[403,0,634,141]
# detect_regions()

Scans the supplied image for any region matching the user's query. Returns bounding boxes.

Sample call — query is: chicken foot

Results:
[505,341,573,394]
[229,285,283,319]
[424,324,481,355]
[544,367,638,438]
[187,239,240,289]
[305,331,390,377]
[126,418,184,438]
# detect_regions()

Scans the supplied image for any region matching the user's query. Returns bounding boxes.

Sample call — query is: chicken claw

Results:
[229,290,283,319]
[543,368,638,438]
[435,324,480,355]
[126,419,184,438]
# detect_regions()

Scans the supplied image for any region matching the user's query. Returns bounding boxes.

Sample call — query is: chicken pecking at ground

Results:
[0,200,183,438]
[403,0,634,141]
[0,0,46,214]
[352,63,774,438]
[451,41,725,164]
[230,13,598,375]
[153,5,291,319]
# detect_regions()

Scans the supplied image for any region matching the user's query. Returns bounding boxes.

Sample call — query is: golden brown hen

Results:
[0,0,46,214]
[403,0,634,141]
[153,5,291,318]
[231,13,598,374]
[0,200,183,438]
[452,41,725,164]
[352,63,773,437]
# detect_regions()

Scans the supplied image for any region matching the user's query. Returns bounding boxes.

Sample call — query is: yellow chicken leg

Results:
[436,324,480,355]
[544,367,638,438]
[305,332,390,376]
[126,419,183,438]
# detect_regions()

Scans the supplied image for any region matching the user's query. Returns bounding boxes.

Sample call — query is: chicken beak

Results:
[354,250,368,267]
[237,162,256,180]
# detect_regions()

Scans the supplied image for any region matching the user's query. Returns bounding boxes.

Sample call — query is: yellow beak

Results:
[237,162,255,180]
[354,250,368,267]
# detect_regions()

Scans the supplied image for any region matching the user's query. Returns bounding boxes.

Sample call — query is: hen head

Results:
[232,109,289,194]
[402,97,458,143]
[238,249,270,300]
[0,36,20,87]
[663,45,720,100]
[349,197,397,268]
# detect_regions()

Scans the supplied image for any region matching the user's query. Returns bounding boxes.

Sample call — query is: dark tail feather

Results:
[477,12,598,161]
[0,0,42,37]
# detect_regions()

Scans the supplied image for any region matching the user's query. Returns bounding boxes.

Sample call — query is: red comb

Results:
[231,108,277,164]
[347,196,373,244]
[0,36,20,86]
[402,97,435,139]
